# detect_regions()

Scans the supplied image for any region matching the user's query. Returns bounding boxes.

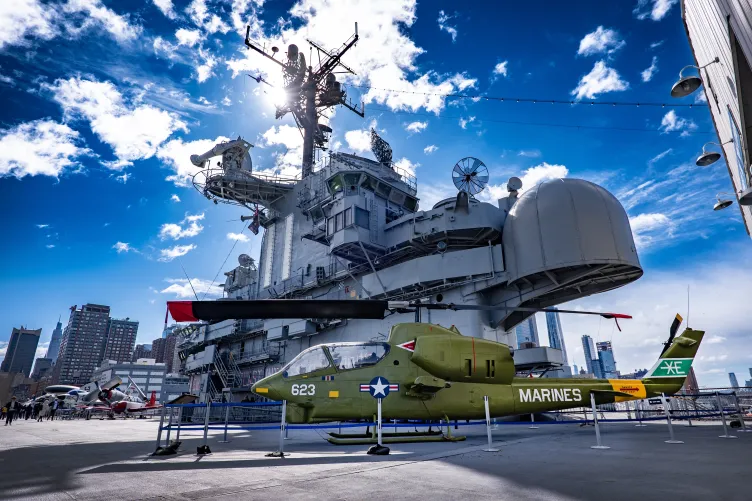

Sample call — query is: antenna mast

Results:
[244,23,365,178]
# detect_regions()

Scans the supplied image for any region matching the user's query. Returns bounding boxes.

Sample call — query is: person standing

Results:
[34,401,44,422]
[49,399,59,421]
[5,397,20,425]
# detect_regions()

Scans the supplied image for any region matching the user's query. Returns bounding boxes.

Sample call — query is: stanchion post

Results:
[175,406,183,442]
[732,392,749,432]
[278,400,287,454]
[662,393,683,444]
[529,413,539,429]
[635,399,647,427]
[590,392,609,449]
[377,398,383,446]
[165,406,174,445]
[716,392,737,439]
[218,404,231,443]
[155,404,167,451]
[196,401,212,455]
[483,395,499,452]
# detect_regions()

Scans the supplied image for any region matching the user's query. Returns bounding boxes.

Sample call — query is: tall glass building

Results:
[545,308,568,365]
[596,341,617,378]
[46,320,63,364]
[514,316,539,348]
[581,335,596,374]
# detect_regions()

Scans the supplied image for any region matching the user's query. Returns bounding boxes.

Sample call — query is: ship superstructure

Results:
[175,25,643,402]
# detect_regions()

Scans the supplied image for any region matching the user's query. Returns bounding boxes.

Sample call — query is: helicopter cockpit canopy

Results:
[282,342,390,377]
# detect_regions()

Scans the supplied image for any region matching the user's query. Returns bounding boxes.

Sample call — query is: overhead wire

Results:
[364,103,715,135]
[350,84,704,109]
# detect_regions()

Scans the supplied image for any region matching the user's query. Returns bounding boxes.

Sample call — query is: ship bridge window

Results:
[327,342,390,371]
[404,196,417,212]
[328,175,344,194]
[355,207,369,229]
[283,347,331,377]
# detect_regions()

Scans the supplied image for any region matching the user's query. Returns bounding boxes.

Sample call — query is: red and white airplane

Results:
[110,377,162,415]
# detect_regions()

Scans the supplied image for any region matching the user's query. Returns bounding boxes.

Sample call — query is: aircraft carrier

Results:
[174,26,644,403]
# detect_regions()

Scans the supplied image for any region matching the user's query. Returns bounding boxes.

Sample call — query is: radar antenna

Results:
[452,157,489,195]
[243,23,365,178]
[370,128,392,165]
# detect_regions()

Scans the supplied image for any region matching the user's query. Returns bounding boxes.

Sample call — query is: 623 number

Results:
[291,384,316,396]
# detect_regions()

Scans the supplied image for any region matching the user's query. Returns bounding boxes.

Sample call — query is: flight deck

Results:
[0,417,748,500]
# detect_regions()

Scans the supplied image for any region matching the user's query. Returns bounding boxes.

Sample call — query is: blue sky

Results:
[1,0,750,387]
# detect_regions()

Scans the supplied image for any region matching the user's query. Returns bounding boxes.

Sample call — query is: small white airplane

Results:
[111,377,162,415]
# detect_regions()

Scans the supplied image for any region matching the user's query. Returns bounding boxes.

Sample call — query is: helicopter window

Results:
[283,347,331,377]
[328,343,389,371]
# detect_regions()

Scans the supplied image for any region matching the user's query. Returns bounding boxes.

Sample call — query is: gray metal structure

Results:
[176,25,643,401]
[179,133,642,400]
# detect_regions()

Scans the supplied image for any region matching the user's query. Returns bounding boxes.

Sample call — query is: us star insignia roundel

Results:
[360,376,399,398]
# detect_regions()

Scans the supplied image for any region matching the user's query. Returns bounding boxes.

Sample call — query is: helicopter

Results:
[167,300,703,436]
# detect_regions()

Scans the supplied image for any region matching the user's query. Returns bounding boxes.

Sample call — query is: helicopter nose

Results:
[252,375,281,400]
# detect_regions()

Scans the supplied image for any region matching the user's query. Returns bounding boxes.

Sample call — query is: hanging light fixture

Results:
[695,141,732,166]
[670,57,720,98]
[713,193,734,211]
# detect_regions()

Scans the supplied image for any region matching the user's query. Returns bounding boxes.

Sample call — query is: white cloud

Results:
[493,61,508,77]
[629,212,672,248]
[571,60,629,100]
[641,56,658,82]
[437,10,457,42]
[161,277,224,299]
[694,91,708,104]
[648,148,672,166]
[0,119,89,179]
[153,0,176,19]
[49,77,188,165]
[157,135,230,187]
[423,145,438,154]
[0,0,141,50]
[113,241,136,253]
[46,244,55,249]
[706,335,726,345]
[153,37,178,60]
[577,26,625,56]
[345,129,372,153]
[393,157,418,177]
[114,172,131,183]
[405,121,427,134]
[159,213,205,240]
[176,28,201,47]
[226,0,477,114]
[0,0,57,49]
[258,124,303,177]
[158,244,197,262]
[222,96,232,106]
[62,0,142,43]
[36,224,49,228]
[170,194,181,202]
[417,181,455,211]
[483,162,569,202]
[659,110,698,137]
[186,0,230,34]
[650,40,664,49]
[227,232,249,242]
[196,49,218,83]
[518,149,541,158]
[459,116,476,129]
[634,0,678,21]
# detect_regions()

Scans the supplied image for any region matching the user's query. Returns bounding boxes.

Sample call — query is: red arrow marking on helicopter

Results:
[397,340,415,352]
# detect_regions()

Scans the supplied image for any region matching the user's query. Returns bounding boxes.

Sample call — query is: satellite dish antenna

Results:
[452,157,489,195]
[238,254,252,267]
[507,176,523,192]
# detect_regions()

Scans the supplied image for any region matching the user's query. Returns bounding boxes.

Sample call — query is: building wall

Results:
[1,328,41,377]
[46,321,63,364]
[683,0,752,234]
[53,305,111,385]
[545,309,569,365]
[103,318,138,363]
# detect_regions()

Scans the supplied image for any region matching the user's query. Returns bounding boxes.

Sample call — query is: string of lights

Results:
[365,104,715,135]
[350,84,705,109]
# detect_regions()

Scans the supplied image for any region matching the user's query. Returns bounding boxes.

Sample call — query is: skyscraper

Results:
[46,319,63,363]
[1,327,41,377]
[581,335,596,374]
[514,316,539,348]
[32,358,53,380]
[132,344,152,362]
[729,372,739,388]
[52,304,110,385]
[102,318,138,363]
[596,341,618,378]
[545,308,569,365]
